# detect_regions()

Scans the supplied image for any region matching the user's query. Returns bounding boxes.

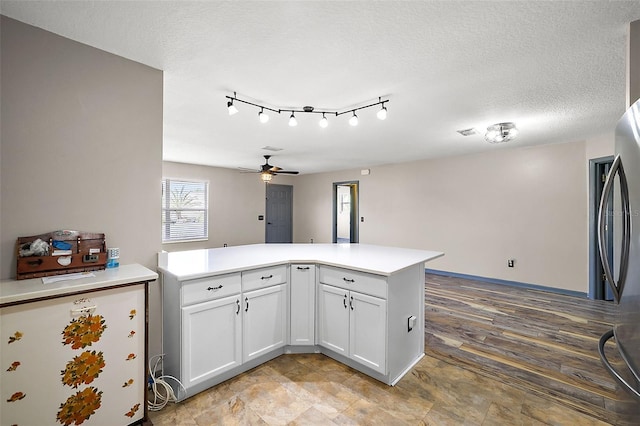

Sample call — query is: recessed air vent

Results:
[457,128,477,136]
[261,146,283,152]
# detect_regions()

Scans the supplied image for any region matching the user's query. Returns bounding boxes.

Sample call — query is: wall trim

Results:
[425,269,587,298]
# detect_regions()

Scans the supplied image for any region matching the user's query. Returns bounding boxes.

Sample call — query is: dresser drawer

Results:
[319,266,387,299]
[242,265,288,292]
[182,273,241,306]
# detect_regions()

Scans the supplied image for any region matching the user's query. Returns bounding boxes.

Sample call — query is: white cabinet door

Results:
[243,284,287,362]
[182,294,242,388]
[349,291,387,374]
[318,284,349,356]
[290,265,316,345]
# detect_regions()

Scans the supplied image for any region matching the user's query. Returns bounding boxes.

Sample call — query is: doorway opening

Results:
[333,181,359,244]
[265,183,293,243]
[588,156,614,300]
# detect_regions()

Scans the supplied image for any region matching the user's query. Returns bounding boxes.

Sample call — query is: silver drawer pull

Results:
[297,266,310,270]
[70,305,97,316]
[343,277,355,283]
[207,285,223,291]
[261,275,273,280]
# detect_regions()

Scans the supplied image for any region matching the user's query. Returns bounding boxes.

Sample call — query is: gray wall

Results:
[0,16,163,352]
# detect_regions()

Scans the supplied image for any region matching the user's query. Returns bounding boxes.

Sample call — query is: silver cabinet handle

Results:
[349,296,354,310]
[343,277,355,283]
[343,294,347,309]
[598,329,640,399]
[245,297,249,312]
[236,299,240,315]
[297,266,310,270]
[70,305,96,316]
[207,285,223,291]
[598,154,631,303]
[261,275,273,280]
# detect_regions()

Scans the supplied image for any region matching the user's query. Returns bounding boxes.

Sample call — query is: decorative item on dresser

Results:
[16,230,107,280]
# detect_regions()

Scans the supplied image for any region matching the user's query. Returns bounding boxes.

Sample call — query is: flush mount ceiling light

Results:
[485,122,519,144]
[225,92,389,127]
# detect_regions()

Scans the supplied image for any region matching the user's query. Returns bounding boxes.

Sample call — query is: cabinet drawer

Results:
[319,266,387,299]
[182,273,241,306]
[242,265,288,292]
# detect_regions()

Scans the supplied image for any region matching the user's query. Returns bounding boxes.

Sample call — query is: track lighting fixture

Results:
[319,113,328,128]
[225,92,389,127]
[258,108,269,123]
[485,122,519,144]
[349,111,358,126]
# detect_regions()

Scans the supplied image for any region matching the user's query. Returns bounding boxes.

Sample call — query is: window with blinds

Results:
[161,178,208,242]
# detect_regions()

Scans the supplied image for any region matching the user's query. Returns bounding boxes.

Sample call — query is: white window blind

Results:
[162,178,208,242]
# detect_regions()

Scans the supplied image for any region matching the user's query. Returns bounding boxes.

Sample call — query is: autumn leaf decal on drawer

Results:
[8,331,23,344]
[61,315,106,349]
[61,351,106,388]
[57,387,102,426]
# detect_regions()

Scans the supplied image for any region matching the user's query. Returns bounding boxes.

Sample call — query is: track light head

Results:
[349,111,358,126]
[258,108,269,123]
[288,112,298,127]
[227,99,238,115]
[319,113,328,128]
[377,104,387,120]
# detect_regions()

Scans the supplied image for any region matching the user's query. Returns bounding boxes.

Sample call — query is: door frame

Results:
[332,181,359,243]
[588,155,614,300]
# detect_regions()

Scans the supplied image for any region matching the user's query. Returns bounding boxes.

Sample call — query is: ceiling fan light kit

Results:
[225,92,389,127]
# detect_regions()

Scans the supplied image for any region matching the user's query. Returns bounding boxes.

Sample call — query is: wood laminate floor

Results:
[148,274,639,425]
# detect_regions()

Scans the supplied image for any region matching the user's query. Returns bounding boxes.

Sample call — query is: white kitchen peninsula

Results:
[158,243,443,400]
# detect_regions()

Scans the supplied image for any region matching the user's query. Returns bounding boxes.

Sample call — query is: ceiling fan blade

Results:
[238,167,261,173]
[274,170,299,175]
[269,166,282,172]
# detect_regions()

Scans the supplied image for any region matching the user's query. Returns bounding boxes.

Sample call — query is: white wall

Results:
[294,139,613,294]
[0,17,163,353]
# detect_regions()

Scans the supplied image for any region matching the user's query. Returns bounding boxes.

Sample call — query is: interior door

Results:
[333,181,359,243]
[265,184,293,243]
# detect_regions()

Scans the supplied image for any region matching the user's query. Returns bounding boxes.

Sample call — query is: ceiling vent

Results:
[261,146,283,152]
[457,128,477,136]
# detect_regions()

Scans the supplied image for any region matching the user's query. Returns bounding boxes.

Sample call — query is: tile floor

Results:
[148,353,611,425]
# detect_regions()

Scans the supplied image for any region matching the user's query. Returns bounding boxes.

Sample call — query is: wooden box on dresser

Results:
[0,264,157,426]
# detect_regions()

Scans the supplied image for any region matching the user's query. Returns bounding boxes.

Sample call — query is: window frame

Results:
[161,177,209,243]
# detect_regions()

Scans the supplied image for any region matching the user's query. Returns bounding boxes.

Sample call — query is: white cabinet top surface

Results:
[0,264,158,306]
[158,243,443,281]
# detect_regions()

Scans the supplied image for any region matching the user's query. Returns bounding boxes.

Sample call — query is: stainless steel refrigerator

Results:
[598,99,640,405]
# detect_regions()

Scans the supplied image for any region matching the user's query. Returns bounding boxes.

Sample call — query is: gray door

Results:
[265,184,293,243]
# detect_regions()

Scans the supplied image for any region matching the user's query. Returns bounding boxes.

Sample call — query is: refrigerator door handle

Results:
[598,329,640,400]
[597,154,631,303]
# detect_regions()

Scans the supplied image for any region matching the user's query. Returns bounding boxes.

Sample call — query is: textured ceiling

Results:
[2,1,640,174]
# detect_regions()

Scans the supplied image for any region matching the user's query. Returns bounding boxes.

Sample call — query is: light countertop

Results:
[158,243,444,281]
[0,264,158,307]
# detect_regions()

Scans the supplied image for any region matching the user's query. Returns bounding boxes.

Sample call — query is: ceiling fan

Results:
[240,155,299,182]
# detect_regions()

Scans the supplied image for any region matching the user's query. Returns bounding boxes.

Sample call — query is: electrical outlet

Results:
[508,259,515,268]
